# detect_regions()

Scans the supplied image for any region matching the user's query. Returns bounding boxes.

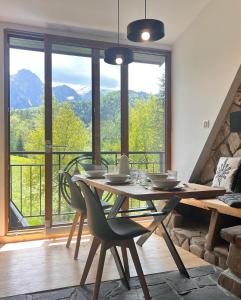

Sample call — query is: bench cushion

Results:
[218,193,241,208]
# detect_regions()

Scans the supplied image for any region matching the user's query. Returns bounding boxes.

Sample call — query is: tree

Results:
[16,135,25,155]
[129,95,165,171]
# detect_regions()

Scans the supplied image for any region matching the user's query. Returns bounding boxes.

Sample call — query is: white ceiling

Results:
[0,0,211,45]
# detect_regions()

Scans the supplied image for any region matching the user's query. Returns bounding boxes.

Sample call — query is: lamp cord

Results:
[145,0,147,19]
[117,0,120,44]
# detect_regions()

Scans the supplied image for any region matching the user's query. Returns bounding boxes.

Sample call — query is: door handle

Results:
[45,141,66,153]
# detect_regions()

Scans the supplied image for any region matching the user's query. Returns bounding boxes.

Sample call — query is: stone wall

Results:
[199,85,241,185]
[155,85,241,272]
[157,208,229,269]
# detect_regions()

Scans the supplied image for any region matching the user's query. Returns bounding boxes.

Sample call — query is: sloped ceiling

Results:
[0,0,211,45]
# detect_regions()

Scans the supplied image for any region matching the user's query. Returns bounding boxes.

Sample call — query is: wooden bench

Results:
[179,198,241,266]
[180,198,241,219]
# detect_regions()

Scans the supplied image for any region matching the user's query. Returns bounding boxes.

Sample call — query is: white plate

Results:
[151,179,180,189]
[105,173,130,183]
[106,179,132,185]
[85,170,106,178]
[148,173,168,181]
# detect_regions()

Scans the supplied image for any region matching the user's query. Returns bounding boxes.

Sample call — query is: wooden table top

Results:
[73,175,226,201]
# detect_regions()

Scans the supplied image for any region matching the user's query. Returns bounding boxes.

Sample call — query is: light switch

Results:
[203,120,210,128]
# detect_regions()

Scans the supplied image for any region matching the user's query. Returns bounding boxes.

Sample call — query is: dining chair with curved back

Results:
[78,179,152,300]
[60,154,111,205]
[63,172,110,260]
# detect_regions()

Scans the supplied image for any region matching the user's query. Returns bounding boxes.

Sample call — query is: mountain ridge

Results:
[10,69,152,109]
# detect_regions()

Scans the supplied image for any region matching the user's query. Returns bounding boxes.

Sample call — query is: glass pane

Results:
[9,47,45,229]
[100,58,121,165]
[129,60,166,172]
[51,46,92,225]
[9,37,44,51]
[128,59,166,209]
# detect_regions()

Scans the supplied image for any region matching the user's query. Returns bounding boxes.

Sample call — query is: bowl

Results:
[151,179,180,189]
[105,173,130,183]
[85,169,106,178]
[148,173,168,181]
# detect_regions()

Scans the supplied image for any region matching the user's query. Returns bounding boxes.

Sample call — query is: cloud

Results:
[53,68,119,90]
[100,77,119,89]
[52,69,91,85]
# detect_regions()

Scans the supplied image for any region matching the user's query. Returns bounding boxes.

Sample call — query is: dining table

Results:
[73,175,225,279]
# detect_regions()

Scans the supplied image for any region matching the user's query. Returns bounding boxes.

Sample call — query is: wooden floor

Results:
[0,234,208,298]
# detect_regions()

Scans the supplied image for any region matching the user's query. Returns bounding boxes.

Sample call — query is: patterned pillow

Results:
[212,157,241,192]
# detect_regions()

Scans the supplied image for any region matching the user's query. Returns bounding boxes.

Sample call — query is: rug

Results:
[3,265,239,300]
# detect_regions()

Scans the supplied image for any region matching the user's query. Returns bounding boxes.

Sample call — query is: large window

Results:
[6,30,171,231]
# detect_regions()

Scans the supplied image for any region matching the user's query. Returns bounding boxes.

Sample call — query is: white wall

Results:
[172,0,241,181]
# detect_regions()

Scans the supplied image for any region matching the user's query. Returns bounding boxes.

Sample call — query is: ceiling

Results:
[0,0,211,46]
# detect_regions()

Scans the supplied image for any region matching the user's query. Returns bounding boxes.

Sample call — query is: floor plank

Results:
[0,234,208,298]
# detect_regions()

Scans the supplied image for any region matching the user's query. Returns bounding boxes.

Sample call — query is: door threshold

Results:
[0,224,90,244]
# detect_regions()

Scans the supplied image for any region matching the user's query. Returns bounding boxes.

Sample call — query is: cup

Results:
[167,170,178,180]
[108,164,119,174]
[138,171,148,186]
[130,168,139,183]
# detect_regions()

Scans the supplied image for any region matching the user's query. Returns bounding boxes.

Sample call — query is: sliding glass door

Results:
[8,36,46,229]
[50,44,93,225]
[128,54,166,172]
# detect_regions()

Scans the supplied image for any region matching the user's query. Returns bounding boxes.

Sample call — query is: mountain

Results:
[10,69,152,110]
[10,69,43,109]
[53,85,81,102]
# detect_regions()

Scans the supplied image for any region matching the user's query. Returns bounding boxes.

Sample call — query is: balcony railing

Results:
[9,151,165,229]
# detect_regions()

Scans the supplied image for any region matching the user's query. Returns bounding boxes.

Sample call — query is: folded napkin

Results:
[218,193,241,208]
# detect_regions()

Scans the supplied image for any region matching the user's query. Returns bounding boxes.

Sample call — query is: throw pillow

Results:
[212,157,241,192]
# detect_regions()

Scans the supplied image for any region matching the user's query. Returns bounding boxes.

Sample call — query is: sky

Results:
[10,48,165,95]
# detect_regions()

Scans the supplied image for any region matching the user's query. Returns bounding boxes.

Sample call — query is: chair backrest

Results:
[77,180,117,241]
[63,172,86,213]
[60,154,109,204]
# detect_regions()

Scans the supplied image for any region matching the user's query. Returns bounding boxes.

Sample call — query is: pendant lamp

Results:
[127,0,165,42]
[104,0,133,65]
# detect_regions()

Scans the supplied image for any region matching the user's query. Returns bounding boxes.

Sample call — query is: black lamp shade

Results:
[127,19,165,42]
[104,47,133,65]
[230,111,241,132]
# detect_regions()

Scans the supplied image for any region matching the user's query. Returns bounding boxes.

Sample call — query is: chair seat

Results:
[107,218,149,240]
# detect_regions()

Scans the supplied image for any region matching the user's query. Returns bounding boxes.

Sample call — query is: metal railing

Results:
[9,150,165,228]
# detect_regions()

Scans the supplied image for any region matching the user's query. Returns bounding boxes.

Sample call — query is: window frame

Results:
[4,29,171,233]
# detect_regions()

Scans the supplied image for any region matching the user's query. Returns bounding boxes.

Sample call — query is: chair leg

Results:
[66,212,80,248]
[121,245,130,279]
[80,237,100,285]
[128,239,151,300]
[110,246,130,290]
[136,220,158,247]
[93,242,108,300]
[74,213,86,260]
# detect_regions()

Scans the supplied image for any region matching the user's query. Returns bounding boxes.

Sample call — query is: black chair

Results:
[60,154,111,204]
[78,179,152,300]
[63,172,111,259]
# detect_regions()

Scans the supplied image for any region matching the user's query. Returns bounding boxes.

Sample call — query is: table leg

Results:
[107,195,127,218]
[136,221,158,247]
[161,221,189,278]
[110,247,130,290]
